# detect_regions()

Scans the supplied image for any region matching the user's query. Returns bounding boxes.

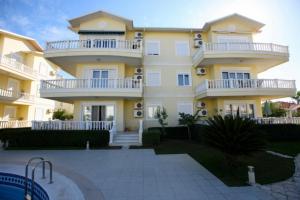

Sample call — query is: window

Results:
[177,73,191,86]
[224,103,255,118]
[175,41,190,56]
[222,71,251,88]
[177,103,193,116]
[146,71,161,86]
[145,41,160,55]
[147,104,161,119]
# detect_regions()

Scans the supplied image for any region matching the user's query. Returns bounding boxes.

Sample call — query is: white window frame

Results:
[145,40,160,56]
[175,41,190,56]
[146,103,162,120]
[177,102,193,117]
[177,72,192,86]
[146,70,161,87]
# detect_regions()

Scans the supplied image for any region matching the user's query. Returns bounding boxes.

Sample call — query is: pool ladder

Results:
[24,157,53,200]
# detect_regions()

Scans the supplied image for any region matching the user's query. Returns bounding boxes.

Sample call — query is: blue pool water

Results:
[0,172,49,200]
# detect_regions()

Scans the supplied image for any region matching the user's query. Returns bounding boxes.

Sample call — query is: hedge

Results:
[258,124,300,141]
[142,129,161,146]
[0,128,109,148]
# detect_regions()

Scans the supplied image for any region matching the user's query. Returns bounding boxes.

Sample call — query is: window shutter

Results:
[146,72,161,86]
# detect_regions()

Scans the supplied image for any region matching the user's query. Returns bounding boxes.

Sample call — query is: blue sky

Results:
[0,0,299,94]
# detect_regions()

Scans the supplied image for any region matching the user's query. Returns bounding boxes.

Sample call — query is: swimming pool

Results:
[0,172,49,200]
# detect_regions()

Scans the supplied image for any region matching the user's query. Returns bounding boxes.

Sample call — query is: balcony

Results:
[195,79,296,98]
[0,88,35,104]
[40,78,143,101]
[0,55,39,80]
[192,43,289,72]
[44,39,143,76]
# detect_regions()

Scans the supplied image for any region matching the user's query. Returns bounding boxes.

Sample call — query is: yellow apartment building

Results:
[38,11,296,145]
[0,29,73,128]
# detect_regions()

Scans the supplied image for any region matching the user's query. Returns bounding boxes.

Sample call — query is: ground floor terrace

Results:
[0,148,277,200]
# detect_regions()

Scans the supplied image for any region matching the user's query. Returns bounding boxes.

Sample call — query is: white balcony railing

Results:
[46,39,143,52]
[31,120,114,130]
[0,88,35,102]
[193,42,289,62]
[0,55,38,78]
[196,79,296,94]
[0,120,31,129]
[41,78,143,90]
[255,117,300,125]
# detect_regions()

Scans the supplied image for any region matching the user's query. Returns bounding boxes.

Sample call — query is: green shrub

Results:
[142,130,161,146]
[258,124,300,141]
[0,128,109,148]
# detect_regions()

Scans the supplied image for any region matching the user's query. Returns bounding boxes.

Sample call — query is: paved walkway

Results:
[258,154,300,200]
[0,149,273,200]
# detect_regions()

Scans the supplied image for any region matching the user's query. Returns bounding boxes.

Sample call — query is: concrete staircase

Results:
[112,132,140,146]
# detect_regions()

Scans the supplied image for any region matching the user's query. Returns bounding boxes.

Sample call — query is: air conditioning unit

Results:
[194,40,203,48]
[199,109,208,117]
[196,68,207,75]
[134,32,143,39]
[134,110,143,118]
[134,67,143,74]
[194,33,202,40]
[134,102,143,109]
[49,71,56,76]
[134,75,143,80]
[196,101,206,108]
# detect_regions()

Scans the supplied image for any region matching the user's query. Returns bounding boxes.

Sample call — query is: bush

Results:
[0,128,109,148]
[142,129,161,146]
[258,124,300,141]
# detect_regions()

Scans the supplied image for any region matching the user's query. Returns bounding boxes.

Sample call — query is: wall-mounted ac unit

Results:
[199,109,208,117]
[134,32,143,39]
[134,75,143,80]
[134,67,143,74]
[194,40,203,48]
[196,101,206,108]
[194,33,202,40]
[196,68,207,75]
[134,110,143,118]
[134,102,143,109]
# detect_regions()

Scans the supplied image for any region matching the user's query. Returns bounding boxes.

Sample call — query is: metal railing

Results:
[193,42,289,62]
[46,39,143,52]
[0,55,38,77]
[0,120,31,129]
[40,78,143,90]
[196,79,296,94]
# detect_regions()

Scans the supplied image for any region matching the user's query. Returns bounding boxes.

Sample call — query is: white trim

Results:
[145,40,160,56]
[176,71,192,87]
[146,103,162,120]
[146,70,161,87]
[175,40,190,56]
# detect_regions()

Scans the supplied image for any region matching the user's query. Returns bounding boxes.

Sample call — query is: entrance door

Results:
[91,106,106,121]
[222,72,250,88]
[91,69,116,88]
[83,105,115,129]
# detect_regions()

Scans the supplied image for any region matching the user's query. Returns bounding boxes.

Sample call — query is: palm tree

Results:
[178,110,200,140]
[203,113,266,167]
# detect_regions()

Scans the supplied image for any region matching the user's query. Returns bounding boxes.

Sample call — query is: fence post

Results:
[138,119,143,144]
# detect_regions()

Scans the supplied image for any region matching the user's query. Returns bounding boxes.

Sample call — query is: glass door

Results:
[222,72,250,88]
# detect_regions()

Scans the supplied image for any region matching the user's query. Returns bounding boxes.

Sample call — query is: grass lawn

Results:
[154,139,295,186]
[268,141,300,157]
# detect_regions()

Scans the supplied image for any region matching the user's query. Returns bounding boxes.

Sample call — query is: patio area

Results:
[0,148,274,200]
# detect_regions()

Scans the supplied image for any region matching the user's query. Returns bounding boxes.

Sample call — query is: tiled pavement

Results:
[0,149,274,200]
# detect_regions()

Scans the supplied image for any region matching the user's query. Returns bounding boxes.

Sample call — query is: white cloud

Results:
[39,26,76,42]
[11,15,31,27]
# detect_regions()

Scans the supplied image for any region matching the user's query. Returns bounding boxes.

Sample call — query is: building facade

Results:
[0,29,73,128]
[39,11,296,142]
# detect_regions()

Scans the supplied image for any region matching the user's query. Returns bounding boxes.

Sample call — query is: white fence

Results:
[46,39,142,51]
[0,55,38,77]
[193,42,289,62]
[255,117,300,125]
[196,79,296,92]
[41,78,143,90]
[0,121,31,129]
[0,88,35,102]
[31,120,115,130]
